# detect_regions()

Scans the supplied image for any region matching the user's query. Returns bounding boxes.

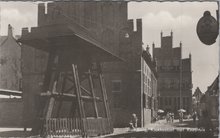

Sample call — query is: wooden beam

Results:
[40,92,102,102]
[72,65,85,117]
[97,62,112,132]
[45,52,61,120]
[80,86,91,96]
[72,64,86,136]
[45,81,57,119]
[42,49,56,92]
[88,69,99,118]
[56,72,67,117]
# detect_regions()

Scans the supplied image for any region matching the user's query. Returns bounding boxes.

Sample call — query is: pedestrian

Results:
[171,112,174,123]
[179,112,183,123]
[166,112,170,123]
[129,113,138,130]
[192,111,197,124]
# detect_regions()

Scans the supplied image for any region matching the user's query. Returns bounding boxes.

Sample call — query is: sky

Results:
[0,1,219,93]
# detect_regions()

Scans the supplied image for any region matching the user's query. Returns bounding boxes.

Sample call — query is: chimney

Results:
[8,24,13,37]
[152,42,155,58]
[180,41,182,47]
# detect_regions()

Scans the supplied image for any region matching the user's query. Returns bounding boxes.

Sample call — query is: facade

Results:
[104,19,157,127]
[153,31,192,115]
[0,24,21,91]
[141,47,158,127]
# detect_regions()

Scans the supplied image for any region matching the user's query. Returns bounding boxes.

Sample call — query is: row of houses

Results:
[193,76,219,121]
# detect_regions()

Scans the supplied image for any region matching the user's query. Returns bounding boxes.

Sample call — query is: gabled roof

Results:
[193,87,202,97]
[0,25,20,47]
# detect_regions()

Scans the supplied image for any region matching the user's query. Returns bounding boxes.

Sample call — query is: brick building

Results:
[21,2,158,128]
[153,31,192,114]
[104,19,158,127]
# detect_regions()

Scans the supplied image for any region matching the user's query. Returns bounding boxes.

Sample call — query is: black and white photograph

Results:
[0,0,219,138]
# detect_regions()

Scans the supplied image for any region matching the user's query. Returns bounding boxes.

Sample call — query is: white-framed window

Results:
[112,80,121,93]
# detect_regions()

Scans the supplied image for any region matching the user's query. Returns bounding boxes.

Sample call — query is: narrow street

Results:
[104,119,217,138]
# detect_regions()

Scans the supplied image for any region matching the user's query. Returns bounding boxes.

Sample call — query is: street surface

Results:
[0,119,217,138]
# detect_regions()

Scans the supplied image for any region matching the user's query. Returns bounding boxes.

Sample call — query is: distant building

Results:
[153,31,192,114]
[0,24,21,91]
[192,87,203,113]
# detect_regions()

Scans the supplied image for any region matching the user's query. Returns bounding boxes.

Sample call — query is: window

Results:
[143,93,146,108]
[112,80,121,93]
